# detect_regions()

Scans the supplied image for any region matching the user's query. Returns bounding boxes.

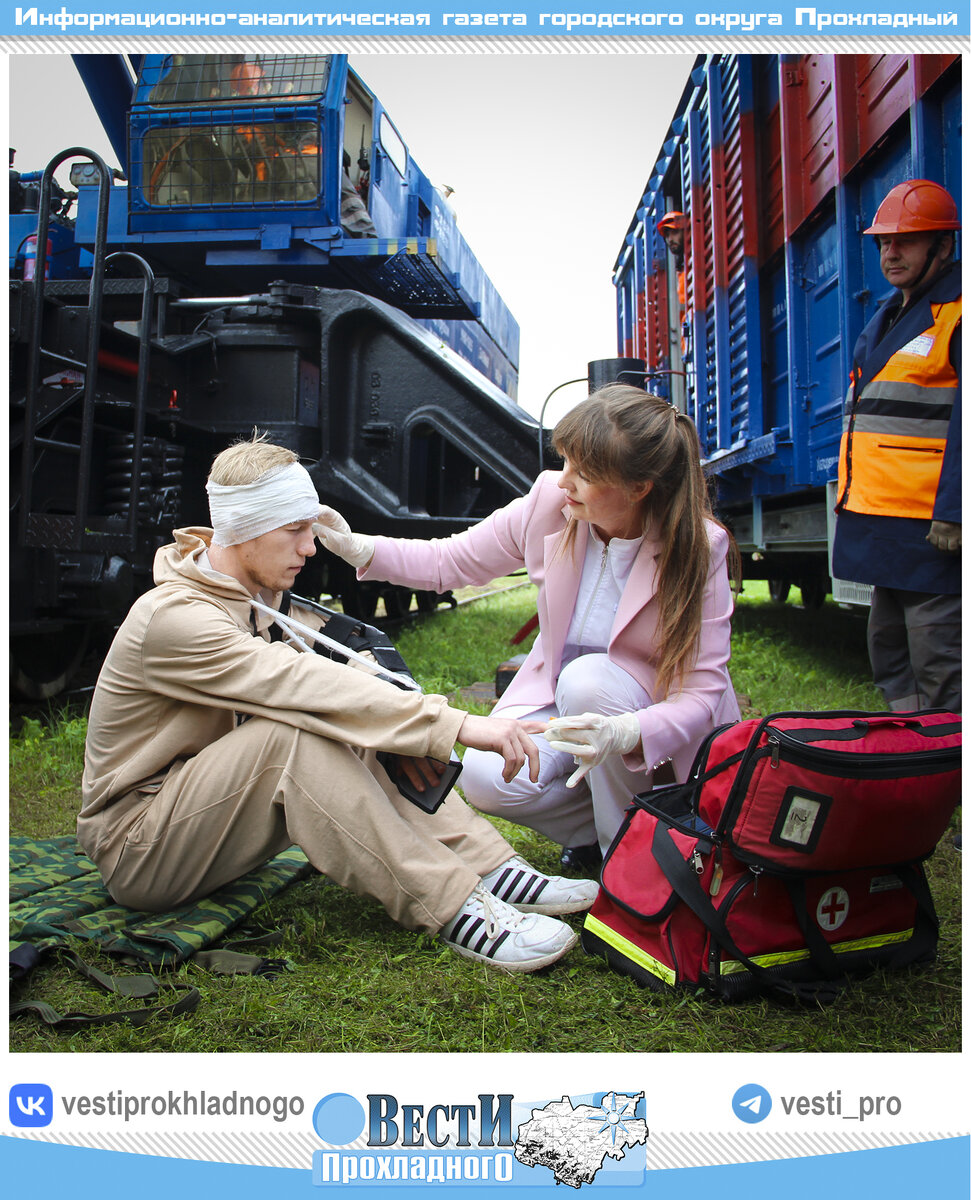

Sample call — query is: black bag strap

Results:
[632,748,748,824]
[783,716,962,742]
[285,591,415,683]
[10,986,200,1029]
[9,942,42,984]
[650,823,841,1005]
[782,878,845,980]
[267,589,292,641]
[10,947,201,1028]
[191,949,288,978]
[887,863,940,966]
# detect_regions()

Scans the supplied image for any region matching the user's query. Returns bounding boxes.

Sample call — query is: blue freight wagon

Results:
[9,53,543,698]
[612,53,961,606]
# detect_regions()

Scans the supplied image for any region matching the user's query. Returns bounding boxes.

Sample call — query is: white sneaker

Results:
[480,855,599,915]
[439,883,578,973]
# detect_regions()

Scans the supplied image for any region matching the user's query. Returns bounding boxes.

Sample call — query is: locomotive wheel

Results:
[768,577,791,604]
[799,577,827,609]
[10,627,90,701]
[380,587,413,621]
[341,579,378,621]
[415,590,441,614]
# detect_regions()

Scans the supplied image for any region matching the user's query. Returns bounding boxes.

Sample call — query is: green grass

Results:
[731,581,885,714]
[9,714,88,837]
[8,582,961,1053]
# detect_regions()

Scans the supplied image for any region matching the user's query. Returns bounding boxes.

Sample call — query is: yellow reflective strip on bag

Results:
[718,928,914,976]
[583,914,676,986]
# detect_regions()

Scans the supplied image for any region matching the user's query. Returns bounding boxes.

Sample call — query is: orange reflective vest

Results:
[837,296,961,520]
[676,269,687,357]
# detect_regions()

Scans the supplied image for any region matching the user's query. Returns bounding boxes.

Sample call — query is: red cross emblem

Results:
[816,887,849,931]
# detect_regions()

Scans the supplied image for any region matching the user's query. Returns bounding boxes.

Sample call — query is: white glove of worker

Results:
[542,711,642,788]
[313,506,375,570]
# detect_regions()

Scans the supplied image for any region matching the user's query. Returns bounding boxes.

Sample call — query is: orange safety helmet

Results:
[864,179,961,235]
[657,211,688,233]
[230,61,266,96]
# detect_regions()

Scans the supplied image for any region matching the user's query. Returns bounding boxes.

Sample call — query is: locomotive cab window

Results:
[138,54,330,209]
[144,54,332,105]
[143,121,321,207]
[378,113,407,178]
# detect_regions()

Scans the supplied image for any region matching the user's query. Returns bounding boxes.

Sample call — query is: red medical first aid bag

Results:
[581,710,962,1003]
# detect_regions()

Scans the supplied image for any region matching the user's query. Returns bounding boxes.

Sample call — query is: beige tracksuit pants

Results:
[90,717,514,932]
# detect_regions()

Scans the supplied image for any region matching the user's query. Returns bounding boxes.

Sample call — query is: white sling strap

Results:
[249,597,421,692]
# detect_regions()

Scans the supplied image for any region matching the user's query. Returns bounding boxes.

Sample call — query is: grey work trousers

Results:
[867,586,962,712]
[87,717,513,933]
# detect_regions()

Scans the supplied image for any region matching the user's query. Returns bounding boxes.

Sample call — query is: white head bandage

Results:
[206,461,320,547]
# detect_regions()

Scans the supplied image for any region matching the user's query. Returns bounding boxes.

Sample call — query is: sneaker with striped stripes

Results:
[439,884,577,973]
[480,854,599,915]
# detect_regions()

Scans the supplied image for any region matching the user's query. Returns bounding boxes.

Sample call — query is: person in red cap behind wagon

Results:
[657,211,688,336]
[833,179,962,714]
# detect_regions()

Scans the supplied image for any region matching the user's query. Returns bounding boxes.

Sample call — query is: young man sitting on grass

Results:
[79,435,597,973]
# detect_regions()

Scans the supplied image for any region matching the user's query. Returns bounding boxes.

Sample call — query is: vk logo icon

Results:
[732,1083,771,1124]
[10,1083,54,1128]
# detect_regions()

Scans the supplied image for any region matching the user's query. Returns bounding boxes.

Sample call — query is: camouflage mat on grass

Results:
[10,835,314,969]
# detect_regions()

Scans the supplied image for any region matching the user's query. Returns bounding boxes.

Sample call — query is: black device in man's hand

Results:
[285,593,464,812]
[375,753,464,815]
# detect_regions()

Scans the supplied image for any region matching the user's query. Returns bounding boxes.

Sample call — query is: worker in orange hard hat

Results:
[833,178,962,715]
[658,211,688,358]
[229,60,266,97]
[864,178,960,302]
[657,210,688,258]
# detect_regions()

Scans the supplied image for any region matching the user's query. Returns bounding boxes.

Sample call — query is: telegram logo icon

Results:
[732,1083,771,1124]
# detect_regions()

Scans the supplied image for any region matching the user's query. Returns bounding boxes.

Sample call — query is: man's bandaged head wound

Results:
[206,461,320,547]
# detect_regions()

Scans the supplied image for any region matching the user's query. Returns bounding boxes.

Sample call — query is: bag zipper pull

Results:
[709,846,723,896]
[768,736,781,767]
[750,864,763,896]
[690,848,704,875]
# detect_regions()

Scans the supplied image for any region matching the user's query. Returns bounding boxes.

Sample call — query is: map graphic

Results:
[514,1091,648,1188]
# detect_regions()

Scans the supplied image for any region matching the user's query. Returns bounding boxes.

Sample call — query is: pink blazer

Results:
[362,471,740,781]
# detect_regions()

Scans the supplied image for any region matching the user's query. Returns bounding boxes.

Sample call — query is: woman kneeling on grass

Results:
[316,385,741,871]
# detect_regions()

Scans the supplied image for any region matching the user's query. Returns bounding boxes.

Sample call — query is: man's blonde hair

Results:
[208,430,298,486]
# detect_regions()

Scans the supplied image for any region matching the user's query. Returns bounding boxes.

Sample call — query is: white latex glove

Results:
[542,711,642,788]
[313,505,375,569]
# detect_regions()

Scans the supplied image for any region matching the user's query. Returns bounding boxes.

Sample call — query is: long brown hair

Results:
[553,384,738,699]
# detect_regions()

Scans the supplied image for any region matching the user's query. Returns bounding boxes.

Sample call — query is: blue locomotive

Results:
[10,53,544,697]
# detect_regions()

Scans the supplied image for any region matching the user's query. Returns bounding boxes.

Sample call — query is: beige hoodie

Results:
[80,528,467,825]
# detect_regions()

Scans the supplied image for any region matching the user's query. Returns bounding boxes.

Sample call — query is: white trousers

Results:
[460,655,653,853]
